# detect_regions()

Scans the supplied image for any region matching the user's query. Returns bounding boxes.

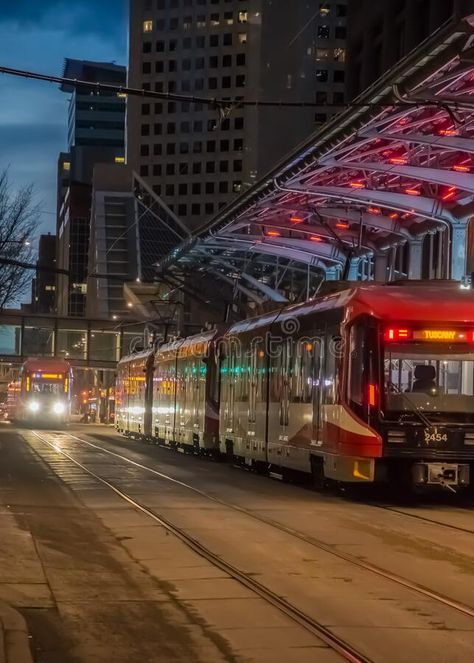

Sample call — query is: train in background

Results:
[6,358,72,426]
[116,282,474,491]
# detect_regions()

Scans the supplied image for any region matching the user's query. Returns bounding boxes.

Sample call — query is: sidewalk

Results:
[0,603,33,663]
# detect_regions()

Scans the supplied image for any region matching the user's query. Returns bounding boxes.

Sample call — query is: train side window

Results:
[348,323,365,407]
[291,340,314,403]
[323,333,339,405]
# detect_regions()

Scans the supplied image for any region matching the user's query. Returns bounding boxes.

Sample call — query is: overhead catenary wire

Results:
[0,64,470,115]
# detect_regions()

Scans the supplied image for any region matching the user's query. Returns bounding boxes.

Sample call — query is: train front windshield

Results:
[384,344,474,422]
[31,381,64,394]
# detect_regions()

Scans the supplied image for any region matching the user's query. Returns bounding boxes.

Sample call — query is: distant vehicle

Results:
[7,358,72,426]
[116,283,474,492]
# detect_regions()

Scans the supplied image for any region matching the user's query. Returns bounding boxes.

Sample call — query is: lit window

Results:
[45,285,56,291]
[316,69,329,82]
[224,12,234,25]
[143,20,153,33]
[316,48,329,61]
[117,92,127,98]
[334,48,346,62]
[238,33,247,44]
[114,156,125,164]
[319,3,330,16]
[210,13,219,26]
[63,161,71,171]
[196,15,206,28]
[238,11,248,23]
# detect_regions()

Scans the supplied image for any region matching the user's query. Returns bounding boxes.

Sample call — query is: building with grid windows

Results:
[55,59,127,317]
[127,0,347,230]
[346,0,474,100]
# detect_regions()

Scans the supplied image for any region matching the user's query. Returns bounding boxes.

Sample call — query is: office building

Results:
[127,0,347,230]
[23,234,57,315]
[347,0,474,99]
[56,59,127,317]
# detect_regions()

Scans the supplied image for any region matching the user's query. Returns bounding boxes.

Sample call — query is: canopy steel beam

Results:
[359,128,474,153]
[320,158,474,194]
[274,182,455,224]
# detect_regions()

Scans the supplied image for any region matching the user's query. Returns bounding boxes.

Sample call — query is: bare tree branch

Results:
[0,170,40,309]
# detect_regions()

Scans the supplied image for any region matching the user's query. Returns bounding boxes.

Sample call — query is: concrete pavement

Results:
[0,603,33,663]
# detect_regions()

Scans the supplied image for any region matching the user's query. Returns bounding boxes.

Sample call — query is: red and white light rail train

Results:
[6,358,72,426]
[116,282,474,491]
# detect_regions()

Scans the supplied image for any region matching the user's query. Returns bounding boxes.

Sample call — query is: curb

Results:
[0,603,33,663]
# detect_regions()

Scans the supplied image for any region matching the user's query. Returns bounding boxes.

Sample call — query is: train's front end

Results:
[380,324,474,490]
[344,285,474,491]
[20,364,71,426]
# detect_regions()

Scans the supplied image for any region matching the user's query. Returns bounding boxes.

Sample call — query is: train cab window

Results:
[31,382,62,394]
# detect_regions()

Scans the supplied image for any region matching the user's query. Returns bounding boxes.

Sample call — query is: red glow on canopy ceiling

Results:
[335,222,349,229]
[405,188,420,196]
[309,235,323,242]
[442,187,457,202]
[453,164,470,172]
[349,181,365,189]
[389,157,407,165]
[290,216,303,224]
[389,212,398,219]
[367,206,381,215]
[439,128,458,136]
[266,230,281,237]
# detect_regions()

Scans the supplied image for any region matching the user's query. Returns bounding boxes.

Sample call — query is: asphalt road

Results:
[1,423,474,662]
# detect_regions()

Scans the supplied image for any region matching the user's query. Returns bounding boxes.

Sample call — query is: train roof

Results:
[227,282,474,335]
[117,349,154,367]
[22,358,71,371]
[348,282,474,322]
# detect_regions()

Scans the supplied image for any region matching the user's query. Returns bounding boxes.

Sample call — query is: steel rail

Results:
[44,431,474,621]
[30,430,372,663]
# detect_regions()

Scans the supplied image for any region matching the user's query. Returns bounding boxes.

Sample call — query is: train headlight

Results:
[28,401,40,413]
[53,402,66,415]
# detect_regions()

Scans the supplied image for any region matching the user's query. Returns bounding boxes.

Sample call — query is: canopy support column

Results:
[451,221,468,281]
[408,239,424,280]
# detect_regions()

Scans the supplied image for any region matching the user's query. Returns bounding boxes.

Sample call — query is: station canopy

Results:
[158,14,474,304]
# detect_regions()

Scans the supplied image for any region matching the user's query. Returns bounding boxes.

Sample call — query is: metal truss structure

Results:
[158,14,474,305]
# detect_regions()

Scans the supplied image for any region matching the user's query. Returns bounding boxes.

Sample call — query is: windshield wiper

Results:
[388,383,434,428]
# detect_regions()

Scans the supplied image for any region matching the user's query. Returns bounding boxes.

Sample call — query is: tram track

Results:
[30,429,372,663]
[35,430,474,623]
[374,504,474,536]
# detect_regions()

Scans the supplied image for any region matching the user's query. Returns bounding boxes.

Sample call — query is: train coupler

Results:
[412,462,470,490]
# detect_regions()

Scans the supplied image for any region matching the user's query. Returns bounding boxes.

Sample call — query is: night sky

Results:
[0,0,128,235]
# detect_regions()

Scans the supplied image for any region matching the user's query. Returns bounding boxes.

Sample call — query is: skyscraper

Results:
[346,0,474,100]
[127,0,347,230]
[55,59,126,317]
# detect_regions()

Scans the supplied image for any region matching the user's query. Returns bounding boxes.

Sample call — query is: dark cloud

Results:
[0,0,128,241]
[1,0,128,47]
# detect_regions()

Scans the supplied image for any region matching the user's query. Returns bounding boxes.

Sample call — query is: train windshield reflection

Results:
[384,347,474,418]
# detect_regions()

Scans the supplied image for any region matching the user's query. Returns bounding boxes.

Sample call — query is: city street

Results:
[1,424,474,662]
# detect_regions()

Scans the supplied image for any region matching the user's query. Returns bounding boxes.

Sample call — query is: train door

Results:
[143,356,154,438]
[267,337,290,464]
[311,337,324,448]
[248,337,266,462]
[227,342,237,432]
